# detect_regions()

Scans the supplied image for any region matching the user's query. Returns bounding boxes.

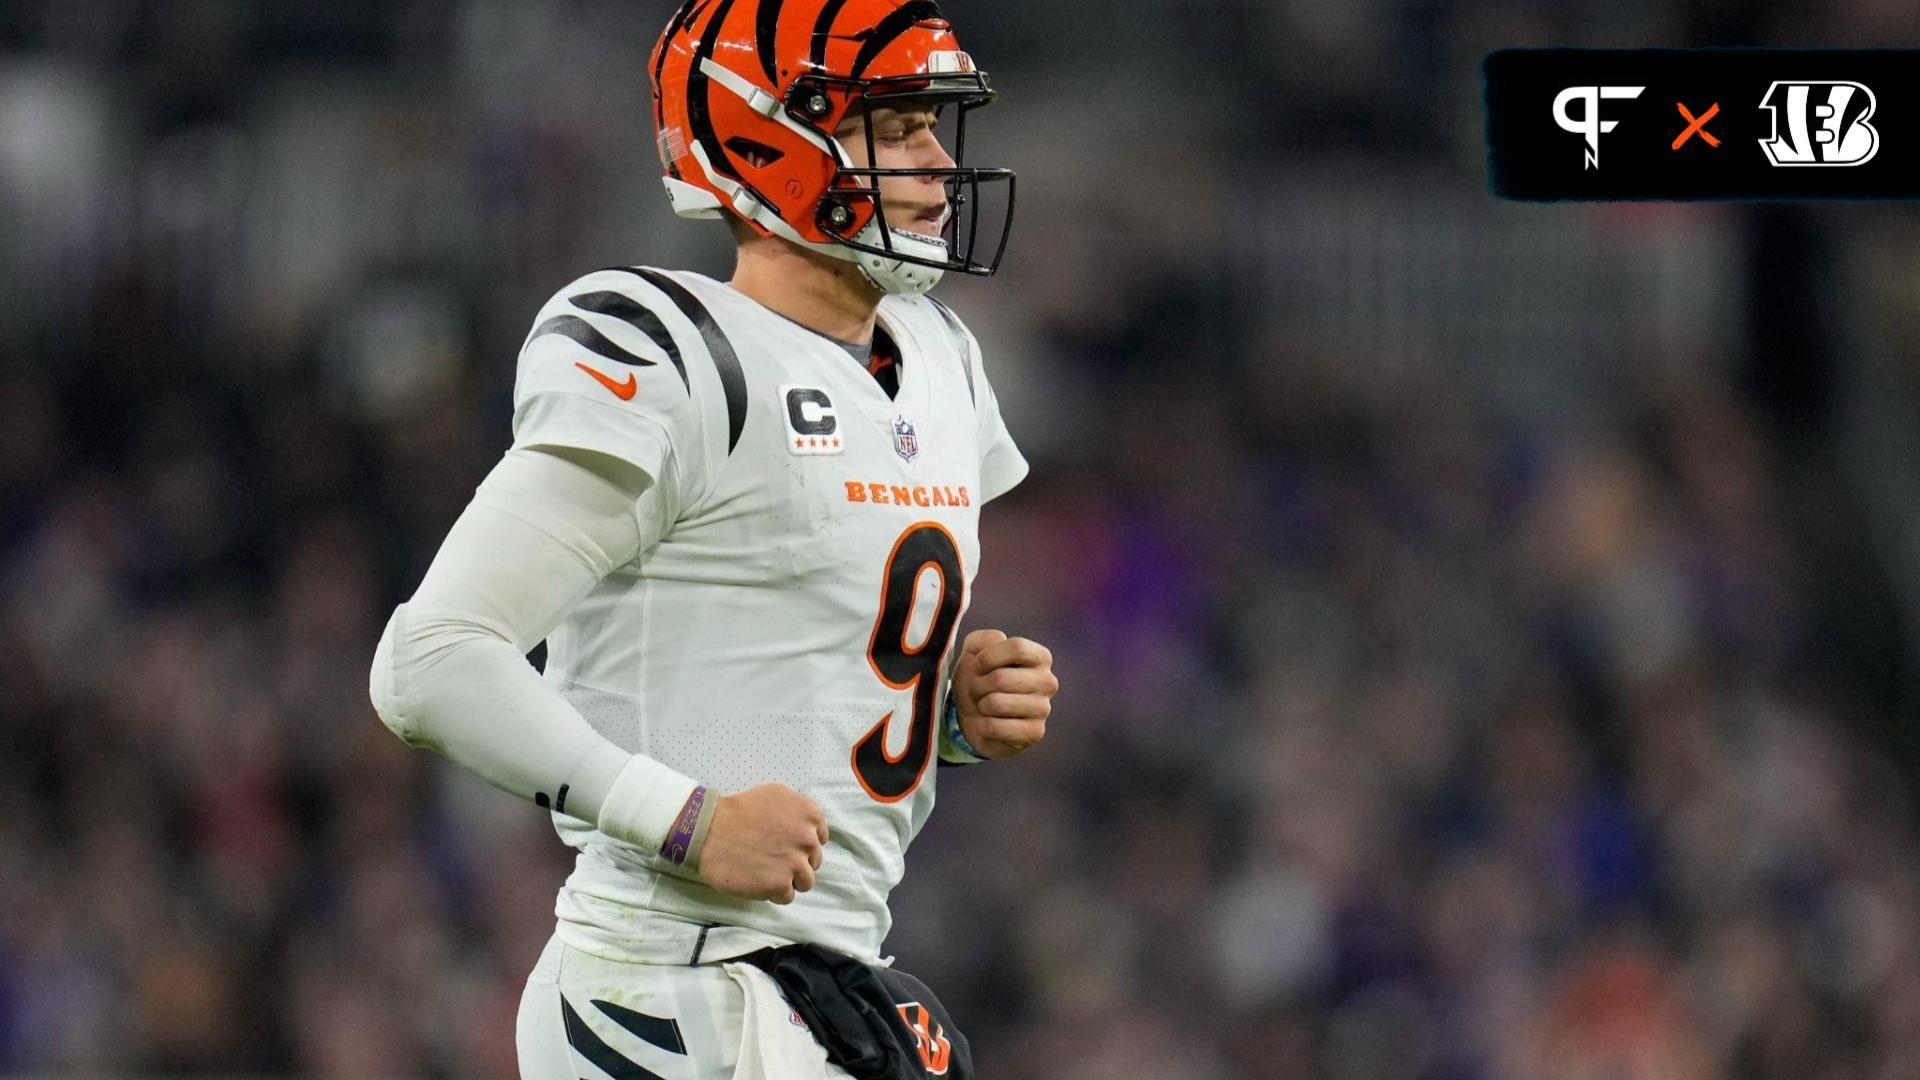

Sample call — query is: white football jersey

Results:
[508,266,1027,965]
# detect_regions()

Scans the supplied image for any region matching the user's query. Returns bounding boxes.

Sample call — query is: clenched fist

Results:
[697,783,829,904]
[952,629,1058,760]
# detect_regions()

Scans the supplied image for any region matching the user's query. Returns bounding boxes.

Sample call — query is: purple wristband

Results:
[660,785,708,866]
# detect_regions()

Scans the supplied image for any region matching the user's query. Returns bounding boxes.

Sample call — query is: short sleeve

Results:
[939,307,1028,505]
[510,268,711,504]
[976,370,1028,504]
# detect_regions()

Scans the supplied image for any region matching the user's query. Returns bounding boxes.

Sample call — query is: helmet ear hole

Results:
[724,136,786,168]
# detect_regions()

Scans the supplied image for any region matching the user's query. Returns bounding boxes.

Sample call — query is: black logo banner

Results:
[1485,49,1920,200]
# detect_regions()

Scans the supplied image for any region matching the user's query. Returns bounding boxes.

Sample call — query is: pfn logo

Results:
[1758,81,1879,166]
[1553,85,1646,169]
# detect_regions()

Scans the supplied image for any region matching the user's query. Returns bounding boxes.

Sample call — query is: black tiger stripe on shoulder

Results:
[527,315,659,370]
[926,296,975,407]
[625,268,749,456]
[529,287,697,392]
[567,290,689,391]
[561,996,670,1080]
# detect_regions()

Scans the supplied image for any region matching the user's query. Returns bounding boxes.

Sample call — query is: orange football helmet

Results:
[650,0,1015,295]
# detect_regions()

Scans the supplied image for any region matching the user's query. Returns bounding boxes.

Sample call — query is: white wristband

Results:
[596,754,704,852]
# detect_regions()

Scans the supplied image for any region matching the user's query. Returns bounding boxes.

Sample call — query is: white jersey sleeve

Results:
[928,297,1028,504]
[511,267,739,515]
[369,448,703,853]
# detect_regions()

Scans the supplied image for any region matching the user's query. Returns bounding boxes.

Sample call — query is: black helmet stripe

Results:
[687,0,745,185]
[653,0,709,127]
[808,0,853,70]
[849,0,942,79]
[654,0,713,179]
[755,0,784,85]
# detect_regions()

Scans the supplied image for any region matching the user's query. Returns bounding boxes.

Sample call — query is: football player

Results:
[367,1,1055,1076]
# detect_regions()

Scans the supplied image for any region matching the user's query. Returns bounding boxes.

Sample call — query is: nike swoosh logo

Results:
[576,362,637,400]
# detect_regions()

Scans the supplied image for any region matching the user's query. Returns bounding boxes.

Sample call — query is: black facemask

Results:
[787,71,1016,277]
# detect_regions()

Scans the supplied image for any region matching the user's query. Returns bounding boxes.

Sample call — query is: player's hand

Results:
[697,783,829,905]
[952,629,1057,760]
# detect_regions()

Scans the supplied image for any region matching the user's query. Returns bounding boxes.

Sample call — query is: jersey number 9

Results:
[854,522,965,802]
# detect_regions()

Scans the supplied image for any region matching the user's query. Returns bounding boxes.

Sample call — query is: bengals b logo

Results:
[896,1002,952,1075]
[1757,81,1879,166]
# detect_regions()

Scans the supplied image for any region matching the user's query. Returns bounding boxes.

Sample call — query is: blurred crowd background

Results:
[7,1,1920,1077]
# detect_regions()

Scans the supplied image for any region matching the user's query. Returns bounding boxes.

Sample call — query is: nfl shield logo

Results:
[891,416,920,462]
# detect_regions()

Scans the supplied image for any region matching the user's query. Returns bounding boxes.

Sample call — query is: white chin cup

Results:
[840,218,949,296]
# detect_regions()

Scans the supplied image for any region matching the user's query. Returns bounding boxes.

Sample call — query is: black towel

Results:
[738,943,972,1079]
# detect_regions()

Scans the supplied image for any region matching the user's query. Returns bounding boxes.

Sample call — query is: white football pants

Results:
[516,933,856,1080]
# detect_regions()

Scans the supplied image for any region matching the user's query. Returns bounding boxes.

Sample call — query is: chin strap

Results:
[843,220,949,296]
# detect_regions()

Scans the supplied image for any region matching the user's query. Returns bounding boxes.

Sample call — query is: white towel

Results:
[724,961,855,1080]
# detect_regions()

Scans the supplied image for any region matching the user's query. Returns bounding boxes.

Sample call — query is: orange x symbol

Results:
[1672,102,1720,149]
